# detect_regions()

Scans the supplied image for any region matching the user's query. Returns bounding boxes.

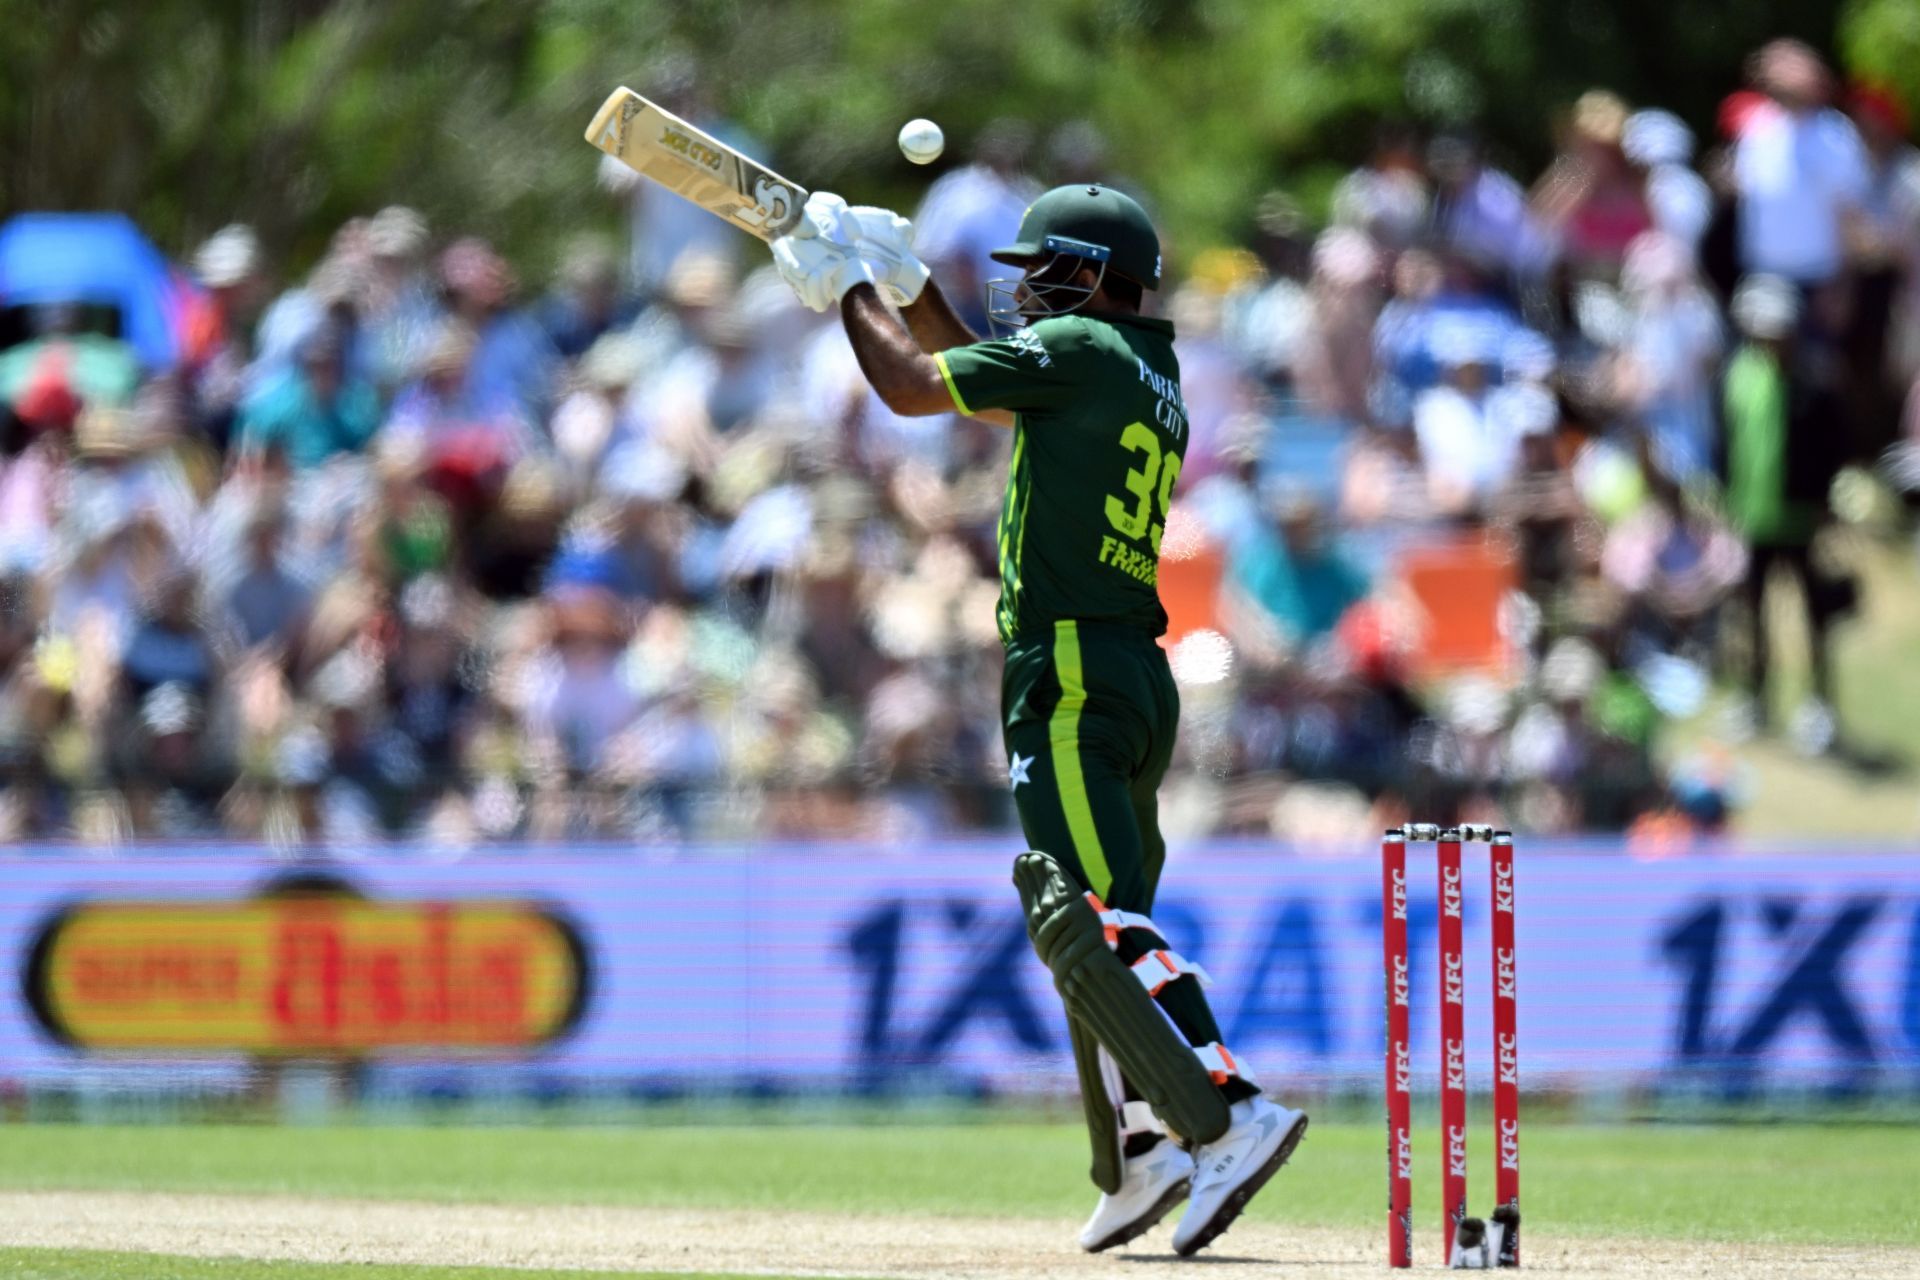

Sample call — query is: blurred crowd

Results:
[2,37,1916,849]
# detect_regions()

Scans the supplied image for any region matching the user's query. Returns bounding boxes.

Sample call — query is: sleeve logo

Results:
[1011,329,1052,367]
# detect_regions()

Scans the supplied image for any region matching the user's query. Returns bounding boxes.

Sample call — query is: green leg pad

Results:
[1014,851,1230,1146]
[1069,1016,1124,1193]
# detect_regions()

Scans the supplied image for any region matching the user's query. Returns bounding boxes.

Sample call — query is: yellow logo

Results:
[25,894,587,1054]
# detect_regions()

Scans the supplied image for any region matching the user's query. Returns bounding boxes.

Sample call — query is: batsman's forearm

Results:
[899,280,980,353]
[842,284,950,416]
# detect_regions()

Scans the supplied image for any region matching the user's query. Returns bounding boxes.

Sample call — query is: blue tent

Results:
[0,213,183,368]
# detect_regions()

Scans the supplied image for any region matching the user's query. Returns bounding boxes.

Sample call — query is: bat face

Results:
[586,87,808,241]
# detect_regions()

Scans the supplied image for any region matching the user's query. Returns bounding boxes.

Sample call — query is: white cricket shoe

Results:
[1170,1096,1309,1256]
[1078,1142,1195,1253]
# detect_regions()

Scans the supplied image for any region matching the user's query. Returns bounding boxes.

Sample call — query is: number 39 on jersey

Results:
[1099,420,1181,585]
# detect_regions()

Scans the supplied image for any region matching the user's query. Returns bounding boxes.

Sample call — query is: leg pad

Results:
[1069,1018,1124,1193]
[1015,851,1231,1145]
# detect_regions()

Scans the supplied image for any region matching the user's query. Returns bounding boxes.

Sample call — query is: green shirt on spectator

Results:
[1722,344,1817,546]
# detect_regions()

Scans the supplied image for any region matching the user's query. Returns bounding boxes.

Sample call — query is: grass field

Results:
[0,1252,723,1280]
[1,1119,1916,1279]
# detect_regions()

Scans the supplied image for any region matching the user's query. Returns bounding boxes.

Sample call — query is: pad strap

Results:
[1131,948,1212,996]
[1119,1100,1166,1137]
[1195,1042,1255,1087]
[1084,892,1157,949]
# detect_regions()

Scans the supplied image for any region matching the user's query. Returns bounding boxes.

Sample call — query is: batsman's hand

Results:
[795,191,862,250]
[772,233,873,313]
[845,206,930,306]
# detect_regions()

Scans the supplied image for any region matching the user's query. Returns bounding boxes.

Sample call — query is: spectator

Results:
[360,205,439,395]
[1842,84,1920,454]
[436,237,559,425]
[524,585,640,781]
[1428,131,1546,285]
[180,224,267,445]
[8,57,1917,843]
[385,575,475,787]
[541,237,638,361]
[1614,231,1725,482]
[1491,395,1584,596]
[1721,275,1847,745]
[1294,228,1385,424]
[109,683,232,838]
[383,323,530,518]
[1233,490,1370,648]
[121,572,217,700]
[1413,321,1520,509]
[1331,123,1431,252]
[235,329,381,470]
[1623,110,1713,251]
[223,510,311,653]
[1169,284,1260,484]
[251,243,375,393]
[1732,40,1868,291]
[1533,90,1654,278]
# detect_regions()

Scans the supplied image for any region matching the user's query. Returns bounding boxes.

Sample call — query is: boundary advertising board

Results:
[3,846,1915,1099]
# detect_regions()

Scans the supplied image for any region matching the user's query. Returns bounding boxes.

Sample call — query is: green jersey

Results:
[934,313,1188,644]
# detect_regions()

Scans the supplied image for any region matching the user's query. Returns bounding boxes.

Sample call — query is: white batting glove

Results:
[796,191,861,250]
[845,206,930,306]
[771,233,874,313]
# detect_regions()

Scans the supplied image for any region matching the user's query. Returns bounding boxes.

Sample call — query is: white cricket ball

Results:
[898,118,945,165]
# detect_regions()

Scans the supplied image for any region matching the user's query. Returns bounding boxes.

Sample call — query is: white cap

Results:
[1312,226,1379,287]
[368,205,429,258]
[1621,231,1693,296]
[1501,328,1556,382]
[1428,316,1503,369]
[601,443,687,504]
[1491,384,1559,438]
[1623,110,1693,166]
[1731,275,1800,340]
[194,224,260,288]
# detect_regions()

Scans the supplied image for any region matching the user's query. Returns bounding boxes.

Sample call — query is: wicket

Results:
[1381,824,1520,1268]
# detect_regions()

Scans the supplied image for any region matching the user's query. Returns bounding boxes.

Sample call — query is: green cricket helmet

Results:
[986,184,1161,333]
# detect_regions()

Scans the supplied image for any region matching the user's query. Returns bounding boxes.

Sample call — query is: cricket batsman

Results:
[770,183,1308,1256]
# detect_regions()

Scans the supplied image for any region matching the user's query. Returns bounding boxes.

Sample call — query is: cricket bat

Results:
[585,87,808,241]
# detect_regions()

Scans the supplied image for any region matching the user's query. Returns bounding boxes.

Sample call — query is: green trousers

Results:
[1002,619,1226,1051]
